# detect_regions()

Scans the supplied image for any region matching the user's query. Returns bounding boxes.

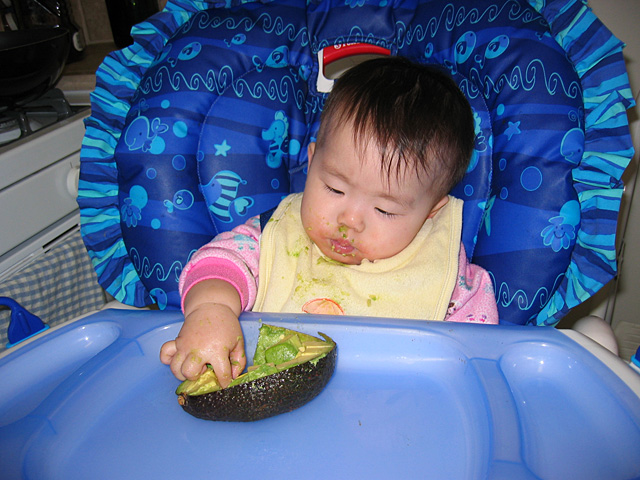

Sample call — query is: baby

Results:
[160,56,498,386]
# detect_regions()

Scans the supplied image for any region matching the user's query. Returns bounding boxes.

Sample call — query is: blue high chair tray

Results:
[0,309,639,480]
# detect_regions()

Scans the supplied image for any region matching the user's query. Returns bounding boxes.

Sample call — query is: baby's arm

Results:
[160,279,245,387]
[445,245,499,325]
[160,216,262,387]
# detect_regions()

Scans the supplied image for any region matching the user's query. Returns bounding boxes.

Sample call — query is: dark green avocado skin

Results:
[179,346,337,422]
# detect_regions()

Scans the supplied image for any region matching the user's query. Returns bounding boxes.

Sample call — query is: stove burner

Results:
[0,88,74,146]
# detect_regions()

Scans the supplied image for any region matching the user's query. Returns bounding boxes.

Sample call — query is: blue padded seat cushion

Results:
[78,0,635,326]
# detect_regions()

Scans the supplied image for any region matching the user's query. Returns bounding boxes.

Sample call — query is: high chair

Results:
[78,0,636,332]
[0,3,639,478]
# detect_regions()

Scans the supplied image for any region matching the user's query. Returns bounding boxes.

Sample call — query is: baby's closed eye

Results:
[375,207,398,217]
[324,184,344,195]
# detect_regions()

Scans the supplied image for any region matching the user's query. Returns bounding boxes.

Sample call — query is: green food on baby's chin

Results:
[174,323,337,422]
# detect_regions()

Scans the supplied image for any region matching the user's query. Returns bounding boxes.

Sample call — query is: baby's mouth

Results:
[330,238,355,256]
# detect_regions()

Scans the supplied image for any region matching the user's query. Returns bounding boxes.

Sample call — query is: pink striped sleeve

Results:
[178,216,261,312]
[445,245,499,325]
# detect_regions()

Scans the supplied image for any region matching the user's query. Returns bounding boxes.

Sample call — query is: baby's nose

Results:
[338,208,364,233]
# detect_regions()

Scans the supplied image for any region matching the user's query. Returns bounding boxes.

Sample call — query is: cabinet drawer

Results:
[0,153,80,258]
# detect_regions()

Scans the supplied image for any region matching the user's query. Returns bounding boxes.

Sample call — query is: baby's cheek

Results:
[307,213,330,235]
[365,229,401,258]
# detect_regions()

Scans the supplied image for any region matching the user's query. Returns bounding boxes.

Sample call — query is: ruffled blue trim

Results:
[78,0,223,306]
[527,0,635,325]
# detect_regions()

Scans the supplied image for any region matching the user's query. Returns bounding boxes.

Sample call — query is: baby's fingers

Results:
[180,350,208,381]
[209,354,233,389]
[229,342,246,379]
[159,340,177,365]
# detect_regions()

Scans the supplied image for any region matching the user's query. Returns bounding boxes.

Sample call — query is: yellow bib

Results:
[254,193,462,320]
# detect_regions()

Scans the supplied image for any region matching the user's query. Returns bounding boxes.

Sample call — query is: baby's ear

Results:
[427,196,449,219]
[307,142,316,165]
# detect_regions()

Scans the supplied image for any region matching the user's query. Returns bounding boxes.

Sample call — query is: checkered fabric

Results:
[0,229,106,351]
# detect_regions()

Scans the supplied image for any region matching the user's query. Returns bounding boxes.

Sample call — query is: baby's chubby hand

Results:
[160,280,246,388]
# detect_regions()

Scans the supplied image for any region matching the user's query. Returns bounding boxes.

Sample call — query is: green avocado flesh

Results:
[175,324,337,422]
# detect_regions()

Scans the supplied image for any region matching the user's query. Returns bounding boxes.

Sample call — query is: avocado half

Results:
[175,324,337,422]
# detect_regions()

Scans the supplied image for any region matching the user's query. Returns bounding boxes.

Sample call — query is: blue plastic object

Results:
[631,346,640,375]
[0,309,639,479]
[0,297,49,348]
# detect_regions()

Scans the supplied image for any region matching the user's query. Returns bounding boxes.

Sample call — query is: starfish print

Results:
[214,140,231,156]
[504,121,521,140]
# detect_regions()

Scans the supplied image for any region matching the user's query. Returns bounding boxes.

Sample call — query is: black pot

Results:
[0,26,70,109]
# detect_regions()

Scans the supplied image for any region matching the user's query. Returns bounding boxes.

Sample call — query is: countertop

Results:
[57,42,118,105]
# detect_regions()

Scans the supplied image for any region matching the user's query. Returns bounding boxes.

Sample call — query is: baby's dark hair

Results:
[316,56,475,199]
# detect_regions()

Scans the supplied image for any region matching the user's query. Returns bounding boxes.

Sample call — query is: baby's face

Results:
[301,121,446,265]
